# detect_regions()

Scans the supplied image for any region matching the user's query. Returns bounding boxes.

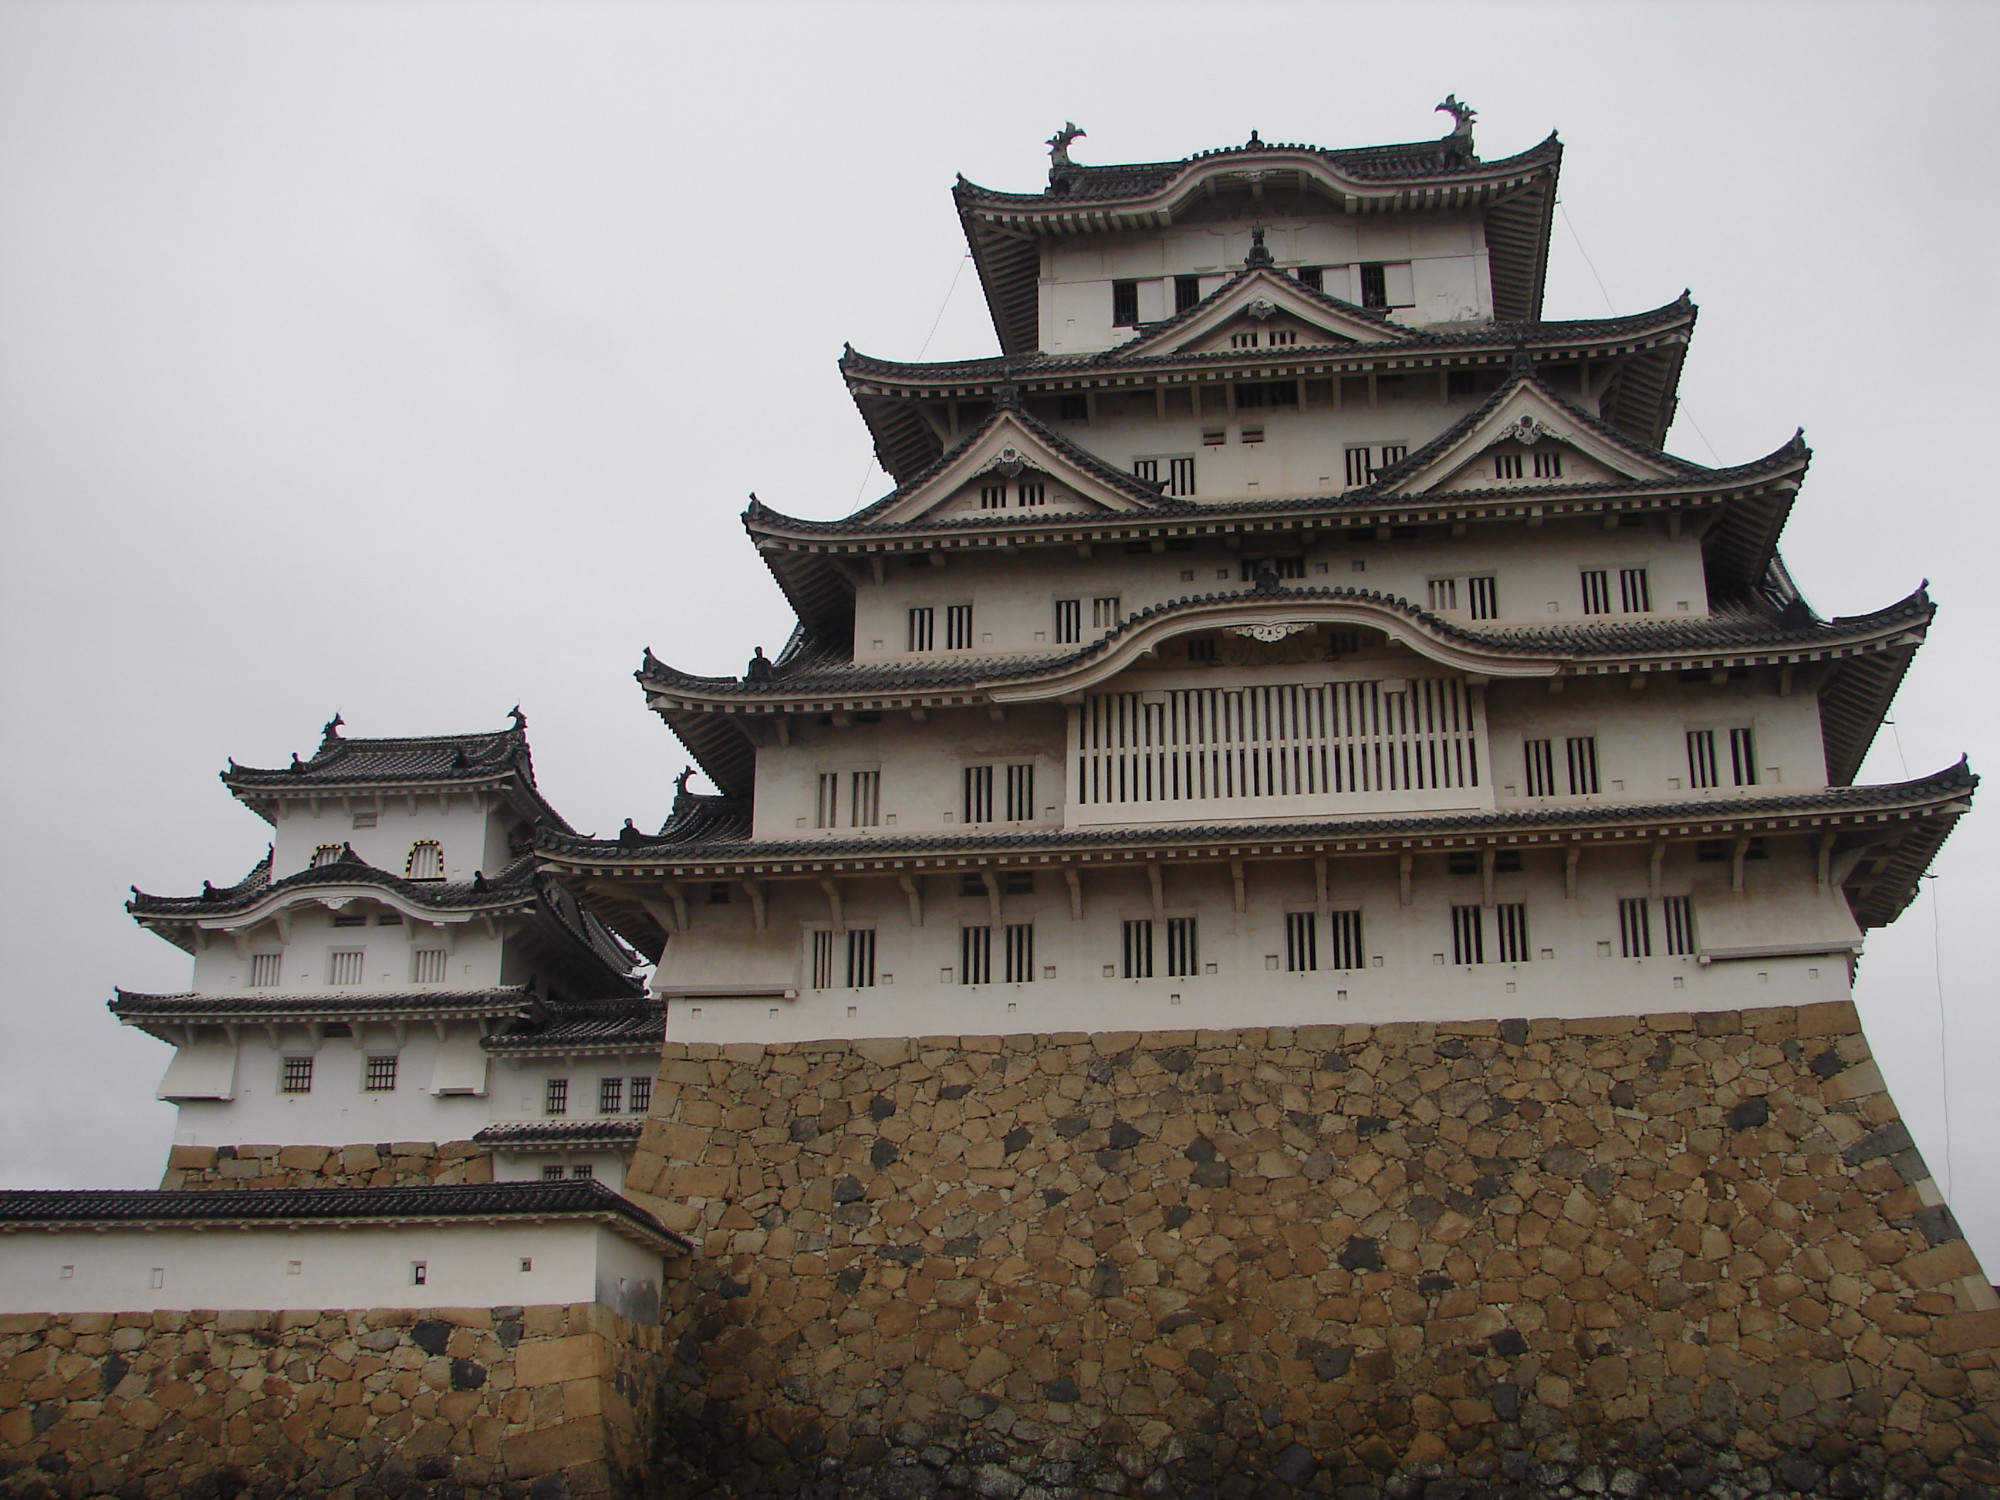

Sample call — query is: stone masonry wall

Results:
[624,1002,2000,1499]
[160,1140,492,1191]
[0,1301,667,1499]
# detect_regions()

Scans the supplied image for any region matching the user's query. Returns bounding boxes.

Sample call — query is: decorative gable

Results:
[1121,269,1409,358]
[1380,381,1683,497]
[868,409,1161,526]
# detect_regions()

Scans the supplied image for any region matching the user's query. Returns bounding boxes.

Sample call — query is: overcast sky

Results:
[2,1,1994,1266]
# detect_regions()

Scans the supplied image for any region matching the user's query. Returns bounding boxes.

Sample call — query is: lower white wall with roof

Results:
[0,1218,666,1322]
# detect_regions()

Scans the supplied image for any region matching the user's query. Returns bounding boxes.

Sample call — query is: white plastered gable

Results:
[1123,270,1408,357]
[869,411,1156,525]
[1382,380,1683,497]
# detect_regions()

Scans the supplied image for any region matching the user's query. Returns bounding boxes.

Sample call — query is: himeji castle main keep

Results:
[3,107,1995,1500]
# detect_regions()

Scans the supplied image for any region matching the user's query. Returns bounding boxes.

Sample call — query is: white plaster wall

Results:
[492,1152,630,1192]
[485,1052,662,1126]
[657,841,1860,1046]
[0,1220,662,1320]
[1039,212,1491,354]
[269,791,519,883]
[188,903,506,994]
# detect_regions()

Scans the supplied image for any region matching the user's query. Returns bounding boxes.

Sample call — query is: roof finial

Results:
[1246,129,1263,149]
[1436,95,1476,139]
[320,713,344,745]
[1047,121,1085,176]
[508,705,526,733]
[1244,223,1274,269]
[745,646,773,684]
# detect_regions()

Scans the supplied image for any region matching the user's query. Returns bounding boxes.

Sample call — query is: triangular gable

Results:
[867,409,1162,525]
[1122,269,1410,357]
[1379,376,1685,497]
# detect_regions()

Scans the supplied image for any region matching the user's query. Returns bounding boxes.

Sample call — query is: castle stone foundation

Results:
[159,1139,492,1191]
[626,1002,2000,1497]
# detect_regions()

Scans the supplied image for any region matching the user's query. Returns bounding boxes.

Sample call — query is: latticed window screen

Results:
[1426,578,1458,611]
[960,926,992,986]
[1285,912,1317,973]
[1619,568,1652,613]
[1017,482,1045,507]
[810,930,835,989]
[411,949,446,984]
[907,607,935,652]
[1075,678,1479,811]
[327,950,365,986]
[544,1078,568,1116]
[1166,918,1198,978]
[1663,897,1697,957]
[600,1077,623,1114]
[963,765,995,824]
[946,604,974,650]
[1176,274,1202,310]
[365,1056,398,1092]
[1112,280,1138,326]
[1133,458,1158,484]
[542,1165,565,1181]
[1567,736,1601,795]
[629,1075,652,1113]
[1729,727,1758,786]
[405,841,443,880]
[1451,905,1485,965]
[1619,898,1653,958]
[1167,458,1196,497]
[850,771,880,827]
[1468,576,1498,620]
[572,1165,593,1181]
[311,844,345,868]
[846,930,876,988]
[1493,451,1523,480]
[1004,924,1035,984]
[1496,904,1531,964]
[1532,449,1564,479]
[815,772,839,829]
[1523,739,1556,797]
[1091,597,1121,630]
[1328,910,1364,971]
[1121,920,1155,979]
[1004,763,1035,822]
[1686,730,1720,789]
[1054,599,1082,644]
[979,484,1006,509]
[249,954,281,988]
[281,1057,314,1094]
[1580,570,1612,616]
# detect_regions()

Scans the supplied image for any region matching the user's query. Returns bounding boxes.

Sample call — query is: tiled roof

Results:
[632,583,1927,702]
[472,1120,647,1148]
[535,763,1975,870]
[0,1181,689,1253]
[953,132,1560,208]
[484,1001,666,1053]
[221,714,574,834]
[111,987,536,1020]
[128,848,542,918]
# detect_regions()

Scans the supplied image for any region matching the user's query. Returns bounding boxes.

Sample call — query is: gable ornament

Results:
[992,447,1025,478]
[1500,414,1558,446]
[1224,622,1316,643]
[1247,298,1278,322]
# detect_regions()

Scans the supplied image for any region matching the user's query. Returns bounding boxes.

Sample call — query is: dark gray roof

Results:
[472,1120,647,1148]
[484,1001,666,1054]
[0,1181,690,1253]
[112,987,536,1020]
[222,714,574,835]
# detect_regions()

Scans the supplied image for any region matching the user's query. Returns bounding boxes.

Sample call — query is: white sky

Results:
[2,1,1994,1267]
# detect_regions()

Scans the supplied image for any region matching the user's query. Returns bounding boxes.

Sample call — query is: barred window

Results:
[1523,739,1556,798]
[1295,266,1322,292]
[404,841,444,881]
[311,844,345,868]
[1242,557,1306,582]
[571,1164,593,1181]
[1495,903,1531,964]
[327,950,365,986]
[1567,736,1601,795]
[1729,727,1758,786]
[1122,920,1155,979]
[544,1077,568,1116]
[1004,763,1035,822]
[1426,578,1458,611]
[1619,567,1652,614]
[850,771,881,827]
[1167,457,1196,497]
[1328,910,1364,972]
[629,1075,652,1113]
[846,929,877,988]
[1054,598,1082,644]
[1284,911,1317,973]
[1450,905,1485,966]
[979,484,1006,510]
[363,1055,397,1092]
[1468,576,1499,620]
[1134,458,1158,484]
[815,772,839,829]
[1091,596,1121,630]
[541,1164,565,1181]
[411,948,446,984]
[1663,896,1697,957]
[1229,331,1259,350]
[1580,569,1611,616]
[907,607,935,652]
[963,765,995,824]
[1619,898,1653,958]
[1532,449,1564,479]
[960,926,992,986]
[810,929,835,989]
[1493,451,1523,480]
[281,1056,314,1094]
[1112,279,1139,327]
[249,954,281,988]
[600,1076,623,1114]
[1687,730,1720,789]
[1166,917,1198,978]
[1267,329,1298,347]
[945,604,974,650]
[1017,481,1045,507]
[1004,923,1035,984]
[1175,274,1202,311]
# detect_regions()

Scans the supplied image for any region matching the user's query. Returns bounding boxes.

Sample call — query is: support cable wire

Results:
[850,254,972,508]
[1557,201,1724,465]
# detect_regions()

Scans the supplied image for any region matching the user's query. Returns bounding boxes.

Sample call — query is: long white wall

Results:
[0,1219,666,1323]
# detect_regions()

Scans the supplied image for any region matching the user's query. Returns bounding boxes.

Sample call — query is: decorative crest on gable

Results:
[1225,622,1315,643]
[1500,414,1558,446]
[1247,298,1278,322]
[989,448,1026,479]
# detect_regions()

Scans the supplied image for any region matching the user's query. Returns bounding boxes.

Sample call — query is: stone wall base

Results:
[0,1303,663,1499]
[628,1003,2000,1498]
[160,1139,490,1190]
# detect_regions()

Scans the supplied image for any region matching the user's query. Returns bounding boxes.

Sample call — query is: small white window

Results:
[411,1262,427,1286]
[810,929,835,989]
[1091,597,1121,630]
[1054,599,1082,645]
[846,929,877,988]
[310,844,345,868]
[248,954,281,988]
[599,1076,624,1113]
[814,772,838,829]
[327,950,365,986]
[1229,331,1259,349]
[411,948,446,984]
[1467,576,1499,620]
[365,1056,398,1092]
[1533,448,1563,478]
[1267,329,1297,347]
[945,604,974,650]
[850,770,880,827]
[545,1077,569,1116]
[281,1056,314,1094]
[404,841,444,881]
[1493,451,1524,481]
[1427,578,1459,611]
[979,483,1006,509]
[907,607,935,652]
